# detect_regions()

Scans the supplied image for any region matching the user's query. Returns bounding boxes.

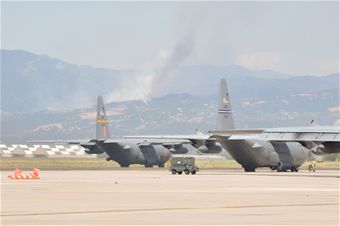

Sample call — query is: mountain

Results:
[1,49,339,143]
[2,49,338,113]
[1,49,132,112]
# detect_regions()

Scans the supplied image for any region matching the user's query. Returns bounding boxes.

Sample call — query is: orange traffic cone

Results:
[8,168,40,180]
[28,168,40,179]
[8,168,25,179]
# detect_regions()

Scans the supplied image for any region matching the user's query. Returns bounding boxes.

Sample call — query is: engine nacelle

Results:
[198,145,208,153]
[198,143,223,153]
[321,142,340,154]
[169,147,188,154]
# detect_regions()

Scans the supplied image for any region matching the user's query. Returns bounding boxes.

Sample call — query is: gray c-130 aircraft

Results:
[209,83,339,172]
[36,96,171,168]
[82,96,171,167]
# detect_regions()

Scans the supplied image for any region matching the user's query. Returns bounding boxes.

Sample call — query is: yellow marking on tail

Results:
[96,120,109,123]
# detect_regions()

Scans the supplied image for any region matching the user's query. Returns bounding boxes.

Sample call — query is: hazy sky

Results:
[1,1,339,75]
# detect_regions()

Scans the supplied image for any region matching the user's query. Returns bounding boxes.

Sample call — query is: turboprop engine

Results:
[198,140,223,153]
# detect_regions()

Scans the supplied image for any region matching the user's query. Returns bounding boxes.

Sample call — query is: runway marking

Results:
[2,203,338,217]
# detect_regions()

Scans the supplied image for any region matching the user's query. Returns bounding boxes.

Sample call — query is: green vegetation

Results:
[1,157,339,171]
[192,159,243,169]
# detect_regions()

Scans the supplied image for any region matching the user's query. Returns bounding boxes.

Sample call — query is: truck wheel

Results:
[171,169,177,175]
[191,170,196,175]
[308,164,314,172]
[178,171,183,175]
[184,169,190,175]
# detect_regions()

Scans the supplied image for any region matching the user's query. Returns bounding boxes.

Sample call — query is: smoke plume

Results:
[108,36,194,102]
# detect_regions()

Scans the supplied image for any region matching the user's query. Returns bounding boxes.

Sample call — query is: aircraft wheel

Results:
[120,164,130,168]
[277,168,287,172]
[178,171,183,175]
[290,167,298,172]
[191,170,196,175]
[158,164,165,168]
[244,167,255,172]
[184,169,190,175]
[171,169,177,175]
[276,162,283,171]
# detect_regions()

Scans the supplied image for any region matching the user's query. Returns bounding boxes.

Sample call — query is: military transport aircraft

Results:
[35,96,171,168]
[209,88,339,172]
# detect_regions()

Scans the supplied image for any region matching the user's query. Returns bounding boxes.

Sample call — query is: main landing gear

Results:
[144,163,165,168]
[120,164,130,167]
[244,167,256,172]
[276,162,299,172]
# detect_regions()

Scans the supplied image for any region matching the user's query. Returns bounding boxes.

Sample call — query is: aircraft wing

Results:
[210,127,340,142]
[259,127,340,142]
[209,129,264,141]
[260,127,340,154]
[136,140,190,150]
[121,136,190,147]
[124,134,218,151]
[124,134,212,141]
[29,139,95,144]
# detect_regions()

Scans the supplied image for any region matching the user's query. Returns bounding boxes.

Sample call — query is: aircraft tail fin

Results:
[217,78,235,130]
[96,96,110,140]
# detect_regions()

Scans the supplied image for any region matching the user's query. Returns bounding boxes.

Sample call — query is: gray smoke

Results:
[108,36,194,102]
[107,3,209,102]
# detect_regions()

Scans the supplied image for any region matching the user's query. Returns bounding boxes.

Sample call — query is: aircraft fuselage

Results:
[84,140,171,167]
[217,138,308,172]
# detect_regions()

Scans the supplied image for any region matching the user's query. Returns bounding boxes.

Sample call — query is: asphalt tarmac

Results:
[1,169,339,225]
